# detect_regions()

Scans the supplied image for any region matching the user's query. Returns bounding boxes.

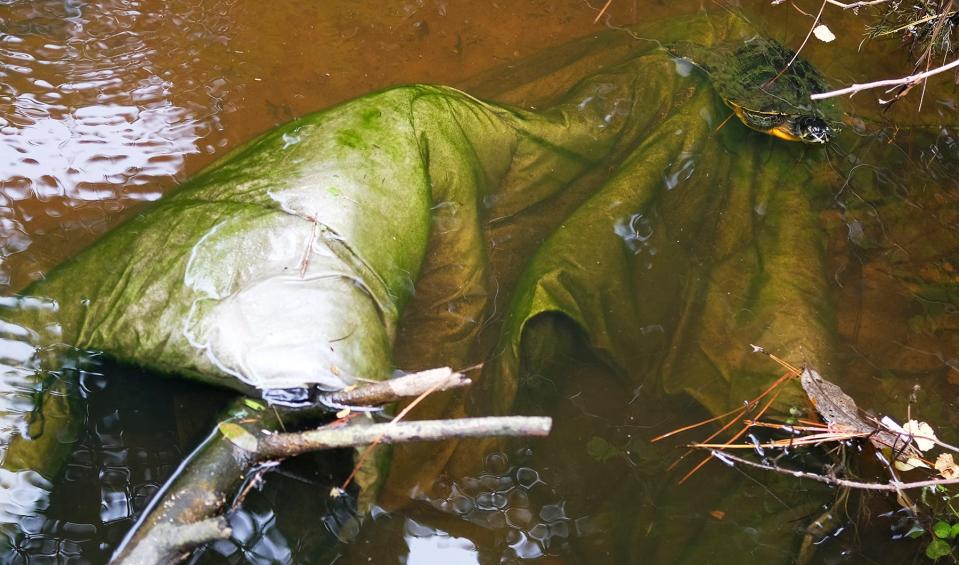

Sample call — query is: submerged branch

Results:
[111,400,268,565]
[120,518,231,565]
[255,416,552,459]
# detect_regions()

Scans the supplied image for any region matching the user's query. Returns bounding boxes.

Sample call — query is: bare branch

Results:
[825,0,892,9]
[811,57,959,100]
[322,367,471,408]
[255,416,552,459]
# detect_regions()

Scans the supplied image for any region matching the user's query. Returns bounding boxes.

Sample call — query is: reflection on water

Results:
[416,451,576,561]
[0,0,236,290]
[0,297,57,454]
[0,296,76,562]
[0,0,957,564]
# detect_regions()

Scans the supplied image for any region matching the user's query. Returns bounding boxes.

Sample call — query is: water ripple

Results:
[0,0,237,291]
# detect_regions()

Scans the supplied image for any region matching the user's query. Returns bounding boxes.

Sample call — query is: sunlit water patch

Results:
[0,0,237,290]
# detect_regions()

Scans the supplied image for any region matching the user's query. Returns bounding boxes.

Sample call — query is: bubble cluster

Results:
[419,450,576,562]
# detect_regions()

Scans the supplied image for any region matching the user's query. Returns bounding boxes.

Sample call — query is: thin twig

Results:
[593,0,613,23]
[825,0,892,8]
[709,449,959,491]
[322,367,471,408]
[340,374,449,489]
[653,367,796,443]
[789,1,816,18]
[870,11,958,39]
[874,417,959,455]
[765,0,828,88]
[678,381,786,483]
[651,402,748,442]
[692,431,869,448]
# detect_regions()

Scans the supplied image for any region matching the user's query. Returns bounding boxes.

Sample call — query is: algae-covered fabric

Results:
[10,77,677,396]
[5,11,954,563]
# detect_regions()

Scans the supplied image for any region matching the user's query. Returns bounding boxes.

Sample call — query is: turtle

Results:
[667,37,841,144]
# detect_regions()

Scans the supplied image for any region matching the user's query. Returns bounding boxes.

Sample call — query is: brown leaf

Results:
[935,453,958,479]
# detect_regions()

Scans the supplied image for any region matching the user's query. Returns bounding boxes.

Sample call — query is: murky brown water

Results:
[2,0,959,563]
[1,0,684,292]
[2,0,947,292]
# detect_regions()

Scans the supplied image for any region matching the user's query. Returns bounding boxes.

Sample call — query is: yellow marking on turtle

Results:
[767,124,802,142]
[726,101,802,142]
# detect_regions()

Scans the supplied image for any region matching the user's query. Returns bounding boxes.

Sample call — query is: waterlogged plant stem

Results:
[111,402,267,565]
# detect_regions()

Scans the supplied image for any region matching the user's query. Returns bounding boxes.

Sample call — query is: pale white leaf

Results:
[894,456,929,471]
[903,420,937,452]
[813,24,836,43]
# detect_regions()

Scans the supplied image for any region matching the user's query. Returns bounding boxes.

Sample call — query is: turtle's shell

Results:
[669,37,840,140]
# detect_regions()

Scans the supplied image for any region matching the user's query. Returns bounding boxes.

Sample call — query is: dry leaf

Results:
[894,456,930,472]
[813,25,836,43]
[903,420,938,452]
[804,371,919,459]
[709,510,725,520]
[935,453,958,479]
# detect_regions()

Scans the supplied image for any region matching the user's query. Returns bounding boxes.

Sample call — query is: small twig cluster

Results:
[111,367,552,565]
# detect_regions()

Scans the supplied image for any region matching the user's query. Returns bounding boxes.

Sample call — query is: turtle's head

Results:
[795,115,833,144]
